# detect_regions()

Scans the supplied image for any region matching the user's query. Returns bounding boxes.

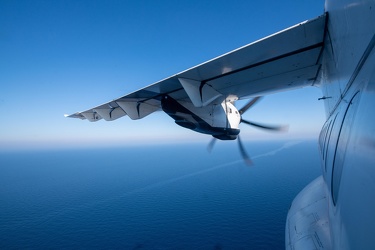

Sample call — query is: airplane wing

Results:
[66,14,326,122]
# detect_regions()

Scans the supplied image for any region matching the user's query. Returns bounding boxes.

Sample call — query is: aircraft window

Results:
[331,92,360,206]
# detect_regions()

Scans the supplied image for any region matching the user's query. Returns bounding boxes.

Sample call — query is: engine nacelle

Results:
[161,95,240,140]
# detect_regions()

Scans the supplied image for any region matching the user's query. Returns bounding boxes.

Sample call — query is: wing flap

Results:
[226,65,321,97]
[209,47,323,97]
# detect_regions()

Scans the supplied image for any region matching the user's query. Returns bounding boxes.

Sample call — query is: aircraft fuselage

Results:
[286,1,375,249]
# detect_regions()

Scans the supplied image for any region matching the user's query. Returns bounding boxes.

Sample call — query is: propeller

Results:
[240,119,288,132]
[238,96,262,115]
[207,137,217,153]
[207,96,288,166]
[237,135,252,165]
[208,135,253,166]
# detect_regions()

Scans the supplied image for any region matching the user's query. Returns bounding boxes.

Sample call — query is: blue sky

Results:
[0,0,325,150]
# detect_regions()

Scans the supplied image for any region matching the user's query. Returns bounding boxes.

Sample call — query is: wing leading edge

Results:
[66,14,326,122]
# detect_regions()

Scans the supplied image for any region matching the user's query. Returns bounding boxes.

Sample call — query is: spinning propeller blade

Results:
[240,119,288,132]
[207,136,252,166]
[237,136,252,166]
[207,137,217,153]
[239,96,288,132]
[239,96,262,115]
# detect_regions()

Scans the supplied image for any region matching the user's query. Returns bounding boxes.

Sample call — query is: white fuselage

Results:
[287,0,375,249]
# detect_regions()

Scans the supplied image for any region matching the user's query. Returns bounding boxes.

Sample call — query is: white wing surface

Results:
[66,14,326,122]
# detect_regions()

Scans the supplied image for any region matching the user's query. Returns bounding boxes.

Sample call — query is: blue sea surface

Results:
[0,140,321,249]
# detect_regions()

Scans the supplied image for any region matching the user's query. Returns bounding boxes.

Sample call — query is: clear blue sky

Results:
[0,0,326,150]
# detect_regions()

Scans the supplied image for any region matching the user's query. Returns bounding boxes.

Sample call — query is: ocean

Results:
[0,139,321,249]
